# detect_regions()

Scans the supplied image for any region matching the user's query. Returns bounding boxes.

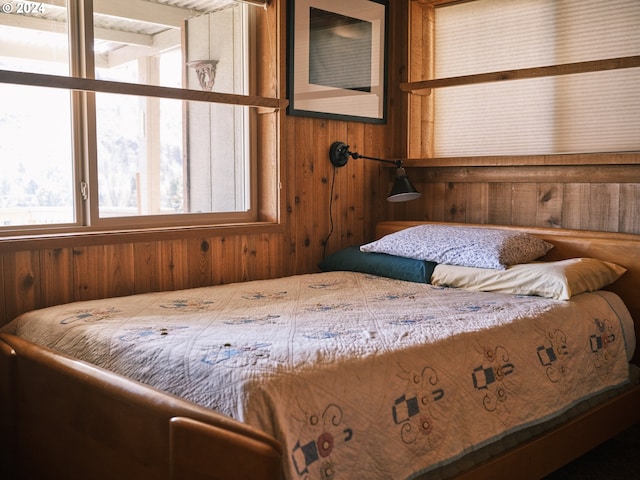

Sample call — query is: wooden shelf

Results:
[400,55,640,94]
[0,69,288,110]
[400,152,640,168]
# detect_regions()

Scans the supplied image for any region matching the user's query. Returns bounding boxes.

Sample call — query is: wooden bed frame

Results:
[1,221,639,480]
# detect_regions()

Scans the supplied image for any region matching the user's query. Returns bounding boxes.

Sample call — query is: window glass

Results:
[0,4,74,227]
[0,84,74,227]
[0,2,69,75]
[95,92,250,218]
[93,4,251,220]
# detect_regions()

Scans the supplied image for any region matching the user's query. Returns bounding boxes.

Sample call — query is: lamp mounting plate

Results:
[329,141,350,167]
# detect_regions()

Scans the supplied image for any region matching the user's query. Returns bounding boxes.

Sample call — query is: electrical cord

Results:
[321,166,337,260]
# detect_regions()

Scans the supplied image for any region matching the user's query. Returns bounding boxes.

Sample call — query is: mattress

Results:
[2,271,635,480]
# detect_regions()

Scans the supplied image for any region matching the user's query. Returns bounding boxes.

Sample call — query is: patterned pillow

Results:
[360,224,554,270]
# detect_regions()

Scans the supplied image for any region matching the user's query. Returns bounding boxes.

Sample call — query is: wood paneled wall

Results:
[390,164,640,234]
[1,233,285,324]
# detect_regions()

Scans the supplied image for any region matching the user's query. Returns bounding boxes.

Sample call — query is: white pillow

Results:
[430,258,627,300]
[360,224,553,270]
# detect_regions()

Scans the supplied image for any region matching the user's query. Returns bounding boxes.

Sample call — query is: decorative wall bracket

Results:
[187,60,219,91]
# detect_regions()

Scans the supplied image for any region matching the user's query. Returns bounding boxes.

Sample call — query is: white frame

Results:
[287,0,388,124]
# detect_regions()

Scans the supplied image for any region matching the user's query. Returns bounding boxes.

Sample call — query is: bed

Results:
[1,221,639,480]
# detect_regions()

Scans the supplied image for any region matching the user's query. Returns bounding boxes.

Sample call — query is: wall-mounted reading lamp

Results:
[329,141,422,202]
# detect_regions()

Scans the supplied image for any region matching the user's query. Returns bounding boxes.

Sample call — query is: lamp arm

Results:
[350,152,403,168]
[329,141,403,168]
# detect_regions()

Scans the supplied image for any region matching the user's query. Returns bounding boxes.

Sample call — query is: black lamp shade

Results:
[387,168,422,202]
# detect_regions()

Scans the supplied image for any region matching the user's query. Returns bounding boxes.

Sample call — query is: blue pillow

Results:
[319,245,436,283]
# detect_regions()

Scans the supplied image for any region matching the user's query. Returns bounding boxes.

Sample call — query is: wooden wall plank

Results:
[536,184,563,228]
[344,123,365,248]
[73,246,107,302]
[236,233,280,281]
[74,244,135,302]
[40,248,73,308]
[133,241,164,294]
[211,236,240,285]
[104,243,136,298]
[588,184,620,232]
[185,237,213,289]
[465,183,489,224]
[326,122,349,253]
[620,184,640,233]
[511,184,539,226]
[444,183,467,222]
[240,234,277,282]
[487,183,512,225]
[401,175,431,222]
[291,117,316,274]
[158,239,188,292]
[561,184,591,231]
[259,232,282,280]
[1,251,39,326]
[425,183,442,221]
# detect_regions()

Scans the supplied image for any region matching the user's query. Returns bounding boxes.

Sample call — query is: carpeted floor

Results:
[543,421,640,479]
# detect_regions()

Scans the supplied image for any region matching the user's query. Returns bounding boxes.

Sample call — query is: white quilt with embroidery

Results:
[3,272,635,480]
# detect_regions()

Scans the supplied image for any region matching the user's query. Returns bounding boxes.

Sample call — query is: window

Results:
[429,0,640,157]
[0,0,281,233]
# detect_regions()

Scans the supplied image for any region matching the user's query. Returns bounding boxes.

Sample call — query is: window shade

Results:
[433,0,640,157]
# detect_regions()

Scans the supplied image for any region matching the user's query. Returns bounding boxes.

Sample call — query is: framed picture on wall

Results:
[286,0,389,124]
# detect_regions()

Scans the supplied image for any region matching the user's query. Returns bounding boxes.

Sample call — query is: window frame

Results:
[0,0,285,238]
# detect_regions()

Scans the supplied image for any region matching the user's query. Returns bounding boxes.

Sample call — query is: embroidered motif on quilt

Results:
[590,317,620,368]
[387,313,437,326]
[60,307,121,324]
[536,329,570,384]
[304,303,353,313]
[454,300,498,313]
[472,345,515,413]
[200,342,272,367]
[222,314,282,325]
[159,299,215,311]
[117,325,191,342]
[301,329,342,340]
[241,290,288,300]
[392,365,446,452]
[374,292,418,301]
[290,403,353,479]
[300,324,362,342]
[307,281,343,290]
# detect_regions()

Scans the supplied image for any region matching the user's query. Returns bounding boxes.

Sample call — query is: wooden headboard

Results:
[375,221,640,365]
